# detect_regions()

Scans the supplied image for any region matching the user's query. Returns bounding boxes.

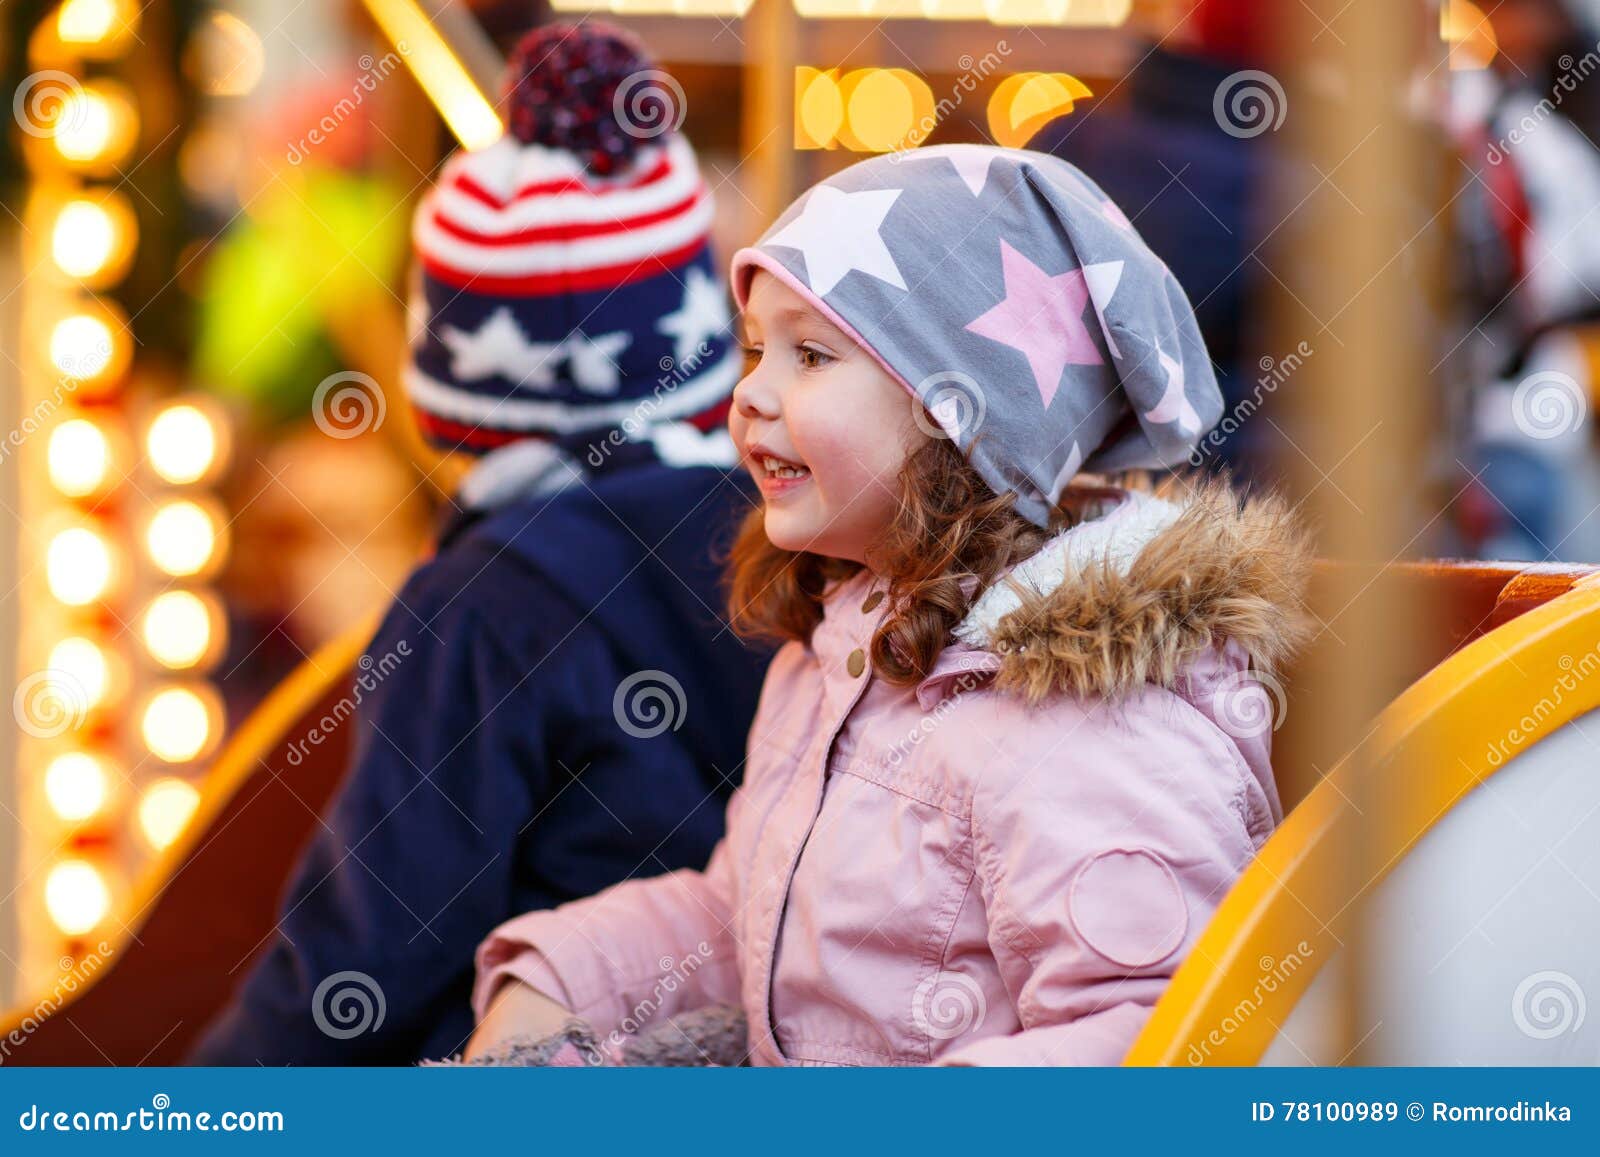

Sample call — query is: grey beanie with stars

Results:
[729,144,1224,527]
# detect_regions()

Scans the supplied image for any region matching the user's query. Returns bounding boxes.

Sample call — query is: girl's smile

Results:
[746,442,813,497]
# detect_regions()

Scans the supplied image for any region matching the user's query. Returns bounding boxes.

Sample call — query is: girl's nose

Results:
[733,365,779,421]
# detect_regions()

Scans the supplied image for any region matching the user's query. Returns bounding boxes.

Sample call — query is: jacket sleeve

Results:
[937,693,1260,1067]
[188,560,563,1065]
[471,785,744,1041]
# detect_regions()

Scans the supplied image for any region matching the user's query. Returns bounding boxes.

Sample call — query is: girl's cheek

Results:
[791,420,858,486]
[810,412,899,484]
[793,387,898,488]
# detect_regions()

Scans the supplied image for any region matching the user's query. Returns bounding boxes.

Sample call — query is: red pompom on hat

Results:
[503,20,678,176]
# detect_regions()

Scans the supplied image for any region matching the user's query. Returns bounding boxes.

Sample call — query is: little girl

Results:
[464,144,1313,1066]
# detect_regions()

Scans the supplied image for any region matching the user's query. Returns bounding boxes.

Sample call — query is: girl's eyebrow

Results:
[777,305,846,341]
[738,306,842,344]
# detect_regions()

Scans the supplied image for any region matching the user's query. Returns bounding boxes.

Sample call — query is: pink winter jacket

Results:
[472,483,1312,1066]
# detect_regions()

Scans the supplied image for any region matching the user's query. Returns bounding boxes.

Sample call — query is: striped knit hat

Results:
[404,22,739,471]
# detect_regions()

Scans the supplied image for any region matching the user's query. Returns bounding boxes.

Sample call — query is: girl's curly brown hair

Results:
[724,437,1082,686]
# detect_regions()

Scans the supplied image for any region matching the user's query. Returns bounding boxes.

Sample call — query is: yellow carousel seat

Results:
[1127,567,1600,1066]
[0,611,381,1066]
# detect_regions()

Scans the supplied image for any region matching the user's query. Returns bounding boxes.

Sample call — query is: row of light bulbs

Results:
[21,0,222,945]
[545,0,1133,23]
[795,67,1092,152]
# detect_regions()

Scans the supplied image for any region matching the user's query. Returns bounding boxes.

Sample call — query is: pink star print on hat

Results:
[964,240,1107,409]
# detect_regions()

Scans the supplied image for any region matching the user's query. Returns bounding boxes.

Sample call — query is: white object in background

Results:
[1264,706,1600,1065]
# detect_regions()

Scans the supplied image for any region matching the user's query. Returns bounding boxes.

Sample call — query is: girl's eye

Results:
[798,345,834,371]
[739,344,762,371]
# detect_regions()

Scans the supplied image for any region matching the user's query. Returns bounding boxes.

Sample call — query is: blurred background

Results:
[3,0,1600,1013]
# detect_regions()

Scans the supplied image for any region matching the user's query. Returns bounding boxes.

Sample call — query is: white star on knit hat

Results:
[907,144,1003,197]
[1083,260,1125,360]
[657,267,731,366]
[567,330,633,396]
[1145,343,1201,433]
[1047,440,1085,502]
[440,307,563,390]
[765,185,907,296]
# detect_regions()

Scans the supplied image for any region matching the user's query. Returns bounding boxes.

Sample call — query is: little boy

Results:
[191,24,767,1064]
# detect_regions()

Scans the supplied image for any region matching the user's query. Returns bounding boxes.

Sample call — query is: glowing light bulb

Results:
[50,195,135,283]
[46,526,113,605]
[141,685,216,763]
[57,0,134,45]
[49,313,115,382]
[47,418,112,497]
[46,636,110,708]
[138,777,201,850]
[142,590,217,669]
[146,404,218,484]
[44,752,111,822]
[45,860,111,935]
[145,500,218,577]
[54,91,111,161]
[53,200,113,276]
[50,84,136,167]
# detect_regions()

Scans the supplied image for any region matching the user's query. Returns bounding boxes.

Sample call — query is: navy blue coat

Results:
[189,462,769,1064]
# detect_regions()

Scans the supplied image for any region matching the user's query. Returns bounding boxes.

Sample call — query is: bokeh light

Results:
[46,526,115,606]
[146,402,223,485]
[140,685,219,763]
[45,859,111,935]
[840,70,934,153]
[44,752,111,822]
[983,0,1130,23]
[189,11,265,97]
[50,194,138,284]
[987,73,1093,148]
[51,83,138,168]
[138,777,201,851]
[45,636,112,709]
[145,499,222,577]
[920,0,987,18]
[47,305,130,391]
[1442,0,1498,70]
[56,0,139,52]
[141,589,220,670]
[47,417,113,497]
[795,68,844,150]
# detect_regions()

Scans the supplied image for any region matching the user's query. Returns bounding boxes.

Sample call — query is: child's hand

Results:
[465,980,577,1061]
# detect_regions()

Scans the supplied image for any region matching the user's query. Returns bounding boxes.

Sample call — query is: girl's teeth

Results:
[761,455,809,479]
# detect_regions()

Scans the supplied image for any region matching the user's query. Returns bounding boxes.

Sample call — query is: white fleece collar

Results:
[459,439,585,510]
[952,489,1186,649]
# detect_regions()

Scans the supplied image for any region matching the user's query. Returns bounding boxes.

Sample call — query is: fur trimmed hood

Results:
[950,479,1315,703]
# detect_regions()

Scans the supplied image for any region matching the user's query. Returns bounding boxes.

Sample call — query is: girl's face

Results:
[731,269,928,565]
